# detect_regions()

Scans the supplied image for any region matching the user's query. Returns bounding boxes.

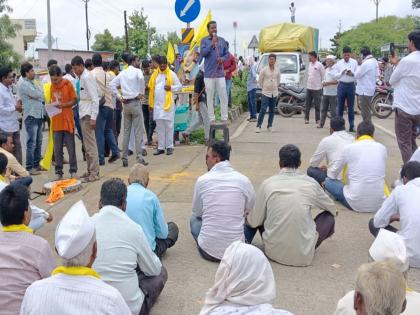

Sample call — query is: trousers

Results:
[53,131,77,175]
[358,95,373,122]
[24,116,43,171]
[305,89,322,122]
[137,267,168,315]
[156,119,174,150]
[154,222,179,258]
[185,102,210,140]
[189,215,221,263]
[320,95,337,127]
[337,82,355,130]
[122,100,144,162]
[395,108,420,163]
[204,77,228,121]
[80,116,99,176]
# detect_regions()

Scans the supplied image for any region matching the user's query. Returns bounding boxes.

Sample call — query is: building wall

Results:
[7,19,37,59]
[37,49,114,69]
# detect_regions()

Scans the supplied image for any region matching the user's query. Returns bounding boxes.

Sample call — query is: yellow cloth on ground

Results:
[2,224,33,233]
[52,266,100,279]
[149,67,173,112]
[45,178,78,203]
[342,135,390,197]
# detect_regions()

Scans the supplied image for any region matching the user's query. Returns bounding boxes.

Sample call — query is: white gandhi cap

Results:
[55,200,95,260]
[369,228,409,272]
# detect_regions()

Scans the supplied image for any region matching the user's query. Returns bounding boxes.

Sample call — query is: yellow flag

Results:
[167,41,175,65]
[190,10,212,50]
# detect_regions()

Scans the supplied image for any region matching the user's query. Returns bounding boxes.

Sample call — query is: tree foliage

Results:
[0,0,21,69]
[333,16,417,57]
[413,0,420,9]
[92,8,180,60]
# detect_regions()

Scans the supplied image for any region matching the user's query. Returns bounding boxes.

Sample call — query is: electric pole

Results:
[124,10,129,52]
[337,19,342,34]
[372,0,381,22]
[47,0,52,59]
[82,0,90,50]
[233,21,237,56]
[147,22,150,56]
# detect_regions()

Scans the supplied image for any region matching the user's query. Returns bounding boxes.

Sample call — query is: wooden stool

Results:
[209,123,230,143]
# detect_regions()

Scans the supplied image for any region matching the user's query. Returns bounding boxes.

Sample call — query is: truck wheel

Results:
[277,96,296,117]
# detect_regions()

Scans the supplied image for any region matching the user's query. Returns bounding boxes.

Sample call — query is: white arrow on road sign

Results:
[180,0,196,17]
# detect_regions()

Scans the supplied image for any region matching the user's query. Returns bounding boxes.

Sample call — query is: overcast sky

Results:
[9,0,417,57]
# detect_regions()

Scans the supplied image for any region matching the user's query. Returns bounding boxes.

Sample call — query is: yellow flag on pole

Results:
[190,10,212,50]
[167,41,175,65]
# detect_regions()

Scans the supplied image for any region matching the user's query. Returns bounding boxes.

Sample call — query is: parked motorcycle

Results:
[371,85,393,119]
[277,85,306,117]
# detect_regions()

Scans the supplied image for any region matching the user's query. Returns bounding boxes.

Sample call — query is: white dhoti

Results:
[156,119,174,150]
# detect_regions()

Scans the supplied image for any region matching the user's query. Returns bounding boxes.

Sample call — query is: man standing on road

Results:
[18,62,45,176]
[389,30,420,163]
[334,46,358,132]
[0,67,23,164]
[320,55,338,128]
[91,53,120,166]
[200,21,229,124]
[355,47,378,122]
[305,51,325,127]
[246,56,258,122]
[71,56,100,183]
[256,54,281,133]
[110,55,148,167]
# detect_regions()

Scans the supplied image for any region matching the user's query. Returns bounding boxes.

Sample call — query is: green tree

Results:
[91,29,125,59]
[334,16,416,56]
[413,0,420,9]
[0,0,21,69]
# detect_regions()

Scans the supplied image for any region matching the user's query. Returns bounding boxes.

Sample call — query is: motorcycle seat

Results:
[285,85,305,94]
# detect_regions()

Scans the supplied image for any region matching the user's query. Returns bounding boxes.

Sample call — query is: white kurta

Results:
[152,71,182,122]
[20,274,131,315]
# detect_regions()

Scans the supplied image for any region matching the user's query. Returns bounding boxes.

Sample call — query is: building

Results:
[37,49,114,69]
[7,19,37,59]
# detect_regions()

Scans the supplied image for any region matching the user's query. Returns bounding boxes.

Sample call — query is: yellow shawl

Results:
[149,67,174,112]
[2,224,33,233]
[52,266,100,279]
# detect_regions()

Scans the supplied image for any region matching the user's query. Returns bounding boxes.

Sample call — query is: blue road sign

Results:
[175,0,201,23]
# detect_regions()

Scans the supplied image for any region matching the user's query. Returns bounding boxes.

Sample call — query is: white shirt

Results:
[152,71,182,121]
[410,148,420,162]
[323,66,338,96]
[92,206,161,315]
[334,58,358,83]
[210,303,293,315]
[0,83,19,132]
[329,139,387,213]
[355,56,378,96]
[110,65,145,100]
[78,68,99,120]
[373,177,420,268]
[389,51,420,115]
[192,161,255,259]
[334,290,420,315]
[63,73,77,91]
[20,274,131,315]
[306,61,325,90]
[290,6,296,16]
[309,130,355,179]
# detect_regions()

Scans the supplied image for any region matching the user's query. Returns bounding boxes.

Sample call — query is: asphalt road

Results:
[29,110,419,315]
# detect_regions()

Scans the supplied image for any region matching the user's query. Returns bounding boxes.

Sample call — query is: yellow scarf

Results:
[0,174,7,182]
[2,224,33,233]
[149,67,174,112]
[342,135,390,197]
[52,266,100,279]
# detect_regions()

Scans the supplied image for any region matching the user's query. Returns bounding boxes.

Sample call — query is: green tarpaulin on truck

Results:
[259,23,318,53]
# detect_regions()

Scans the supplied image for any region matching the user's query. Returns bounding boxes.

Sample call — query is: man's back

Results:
[248,170,335,266]
[342,140,387,212]
[0,231,55,315]
[112,65,144,99]
[20,274,131,315]
[92,205,161,314]
[193,161,255,259]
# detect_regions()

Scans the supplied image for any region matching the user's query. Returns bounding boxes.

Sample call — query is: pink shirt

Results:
[0,230,56,315]
[306,61,325,90]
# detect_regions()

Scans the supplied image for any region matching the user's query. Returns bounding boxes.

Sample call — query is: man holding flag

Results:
[200,20,229,124]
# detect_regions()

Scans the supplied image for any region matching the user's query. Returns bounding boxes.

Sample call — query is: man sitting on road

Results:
[20,200,131,315]
[0,184,56,314]
[335,230,418,315]
[92,178,166,315]
[245,144,336,266]
[190,140,255,262]
[126,163,179,258]
[325,121,388,213]
[0,132,32,187]
[307,117,354,185]
[369,161,420,268]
